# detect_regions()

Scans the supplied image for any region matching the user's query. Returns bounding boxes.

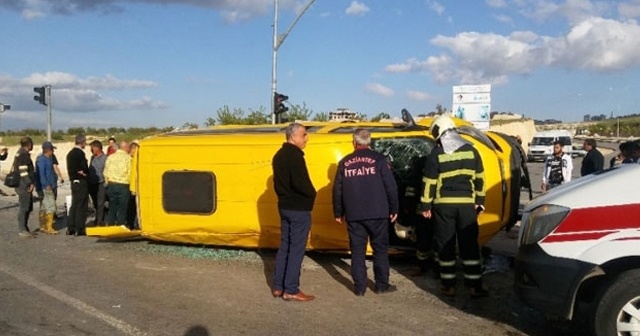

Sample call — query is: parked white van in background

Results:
[527,130,572,162]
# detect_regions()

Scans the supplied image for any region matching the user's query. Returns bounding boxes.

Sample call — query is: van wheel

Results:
[593,270,640,336]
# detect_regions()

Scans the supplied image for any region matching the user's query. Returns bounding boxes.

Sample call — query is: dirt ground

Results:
[0,185,588,336]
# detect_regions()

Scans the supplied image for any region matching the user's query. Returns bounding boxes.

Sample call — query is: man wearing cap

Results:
[66,134,89,236]
[35,141,58,234]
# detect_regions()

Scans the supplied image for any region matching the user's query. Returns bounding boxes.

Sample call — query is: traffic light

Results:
[273,92,289,123]
[34,86,47,106]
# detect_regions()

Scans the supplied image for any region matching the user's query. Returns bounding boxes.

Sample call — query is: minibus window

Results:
[371,137,435,184]
[162,171,216,214]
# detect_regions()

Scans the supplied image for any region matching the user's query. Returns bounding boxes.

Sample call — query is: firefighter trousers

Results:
[433,204,482,289]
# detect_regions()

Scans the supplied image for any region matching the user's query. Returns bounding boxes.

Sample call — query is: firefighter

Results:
[396,155,436,276]
[333,128,399,296]
[418,115,488,297]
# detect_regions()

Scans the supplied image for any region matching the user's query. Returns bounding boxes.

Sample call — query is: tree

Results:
[286,102,313,121]
[203,117,216,127]
[312,112,329,122]
[435,104,448,114]
[245,106,269,125]
[181,122,199,130]
[67,127,86,135]
[216,105,245,125]
[370,112,390,122]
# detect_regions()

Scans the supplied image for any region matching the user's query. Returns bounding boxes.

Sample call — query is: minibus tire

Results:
[593,269,640,336]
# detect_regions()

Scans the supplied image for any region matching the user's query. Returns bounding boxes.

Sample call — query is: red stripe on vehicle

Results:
[542,231,612,243]
[553,204,640,234]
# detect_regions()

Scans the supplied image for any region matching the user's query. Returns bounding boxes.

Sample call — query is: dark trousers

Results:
[126,194,138,229]
[68,180,89,234]
[347,218,390,292]
[88,183,106,225]
[273,209,311,294]
[16,186,33,233]
[433,204,482,289]
[106,183,130,225]
[414,215,435,266]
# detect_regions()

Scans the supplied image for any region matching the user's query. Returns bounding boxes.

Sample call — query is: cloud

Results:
[515,0,611,24]
[384,16,640,85]
[2,0,283,23]
[619,0,640,19]
[494,14,514,25]
[486,0,507,8]
[407,90,432,101]
[0,72,167,112]
[365,83,394,97]
[345,1,370,16]
[427,0,445,16]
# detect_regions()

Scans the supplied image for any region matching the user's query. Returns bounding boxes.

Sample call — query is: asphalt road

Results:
[0,146,618,336]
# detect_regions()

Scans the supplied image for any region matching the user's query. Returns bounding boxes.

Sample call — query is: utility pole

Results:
[270,0,317,124]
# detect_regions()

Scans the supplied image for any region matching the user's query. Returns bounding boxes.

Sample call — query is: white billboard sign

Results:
[452,84,491,130]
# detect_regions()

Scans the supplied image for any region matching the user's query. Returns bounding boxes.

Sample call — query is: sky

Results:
[2,0,640,130]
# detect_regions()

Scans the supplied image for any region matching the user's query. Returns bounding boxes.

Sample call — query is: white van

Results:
[515,164,640,336]
[527,130,572,162]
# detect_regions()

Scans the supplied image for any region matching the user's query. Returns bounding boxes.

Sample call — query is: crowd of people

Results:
[4,135,140,238]
[271,116,487,301]
[541,137,640,190]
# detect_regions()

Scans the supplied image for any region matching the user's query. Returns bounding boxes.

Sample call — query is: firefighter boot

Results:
[43,213,58,235]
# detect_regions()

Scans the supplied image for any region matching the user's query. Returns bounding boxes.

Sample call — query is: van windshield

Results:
[531,137,554,146]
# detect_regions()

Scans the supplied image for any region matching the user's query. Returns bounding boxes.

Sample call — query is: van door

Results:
[371,136,436,249]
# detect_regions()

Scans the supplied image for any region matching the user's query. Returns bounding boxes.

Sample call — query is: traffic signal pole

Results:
[270,0,317,124]
[46,85,52,141]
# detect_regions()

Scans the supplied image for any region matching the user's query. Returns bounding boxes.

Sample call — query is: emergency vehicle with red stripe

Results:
[515,163,640,336]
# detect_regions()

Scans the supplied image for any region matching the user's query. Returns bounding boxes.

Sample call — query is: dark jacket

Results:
[418,143,485,212]
[333,148,399,222]
[66,147,88,181]
[581,149,604,176]
[272,143,316,211]
[14,147,35,189]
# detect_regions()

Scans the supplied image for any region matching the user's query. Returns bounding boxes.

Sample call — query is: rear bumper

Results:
[514,243,596,319]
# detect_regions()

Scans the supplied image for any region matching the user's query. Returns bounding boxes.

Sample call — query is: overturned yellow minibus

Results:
[89,115,527,251]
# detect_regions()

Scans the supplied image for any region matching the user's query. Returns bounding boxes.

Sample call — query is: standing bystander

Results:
[581,138,604,176]
[14,137,36,238]
[332,128,399,296]
[542,141,573,192]
[104,141,131,226]
[271,123,317,302]
[66,134,89,236]
[88,140,107,226]
[107,137,117,156]
[127,141,140,229]
[35,141,58,234]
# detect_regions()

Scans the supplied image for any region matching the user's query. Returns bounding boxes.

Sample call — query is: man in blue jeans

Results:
[271,123,317,302]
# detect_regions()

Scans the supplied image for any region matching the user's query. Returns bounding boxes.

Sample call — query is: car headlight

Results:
[520,204,570,246]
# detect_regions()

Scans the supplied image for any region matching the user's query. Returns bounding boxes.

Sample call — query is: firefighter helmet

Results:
[430,115,456,140]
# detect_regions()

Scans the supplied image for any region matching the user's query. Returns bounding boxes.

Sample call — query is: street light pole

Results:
[271,0,279,124]
[270,0,317,124]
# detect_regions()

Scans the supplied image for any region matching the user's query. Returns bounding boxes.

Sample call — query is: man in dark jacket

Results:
[66,134,89,236]
[271,123,317,302]
[581,138,604,176]
[14,137,36,238]
[333,129,399,296]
